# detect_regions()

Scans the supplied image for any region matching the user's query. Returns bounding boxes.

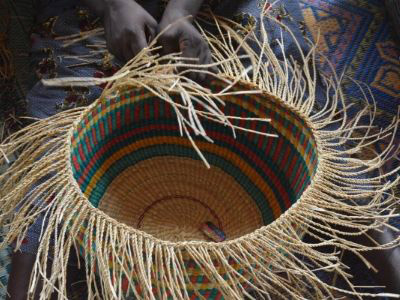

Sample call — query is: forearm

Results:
[162,0,205,21]
[80,0,131,19]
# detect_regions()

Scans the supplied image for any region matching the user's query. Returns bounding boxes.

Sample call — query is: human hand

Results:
[103,0,157,62]
[157,14,215,82]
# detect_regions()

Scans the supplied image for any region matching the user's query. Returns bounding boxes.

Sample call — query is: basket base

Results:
[99,156,264,242]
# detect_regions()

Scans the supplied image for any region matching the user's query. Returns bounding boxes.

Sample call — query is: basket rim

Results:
[65,77,322,248]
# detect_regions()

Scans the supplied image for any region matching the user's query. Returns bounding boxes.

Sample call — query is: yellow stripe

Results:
[72,91,155,148]
[85,136,283,219]
[223,92,317,169]
[212,81,316,134]
[72,87,317,171]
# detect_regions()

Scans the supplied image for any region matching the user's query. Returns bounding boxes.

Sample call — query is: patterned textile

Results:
[300,0,400,226]
[300,2,400,297]
[300,0,400,129]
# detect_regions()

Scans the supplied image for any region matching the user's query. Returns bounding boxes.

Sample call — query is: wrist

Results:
[162,0,204,22]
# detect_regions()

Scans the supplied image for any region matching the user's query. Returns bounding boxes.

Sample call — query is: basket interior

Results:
[70,80,318,242]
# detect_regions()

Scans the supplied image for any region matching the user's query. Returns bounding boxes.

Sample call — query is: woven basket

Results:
[71,79,317,297]
[1,11,399,300]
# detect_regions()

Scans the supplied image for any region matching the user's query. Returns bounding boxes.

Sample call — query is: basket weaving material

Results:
[1,10,400,300]
[72,80,318,242]
[70,80,317,297]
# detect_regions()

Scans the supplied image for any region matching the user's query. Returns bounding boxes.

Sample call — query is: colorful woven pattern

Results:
[300,0,400,128]
[70,80,318,297]
[300,0,400,238]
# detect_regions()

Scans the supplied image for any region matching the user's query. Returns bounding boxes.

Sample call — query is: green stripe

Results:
[88,144,277,225]
[72,97,318,217]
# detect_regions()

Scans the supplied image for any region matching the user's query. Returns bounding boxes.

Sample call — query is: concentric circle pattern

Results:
[71,80,318,244]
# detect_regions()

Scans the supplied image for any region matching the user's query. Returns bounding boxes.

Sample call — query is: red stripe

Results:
[144,102,150,120]
[165,101,172,118]
[287,153,298,176]
[77,125,291,206]
[264,132,273,154]
[91,127,97,146]
[240,109,246,131]
[286,122,303,178]
[77,125,173,185]
[190,293,197,300]
[191,276,197,284]
[281,122,294,169]
[250,114,257,143]
[116,110,121,129]
[99,121,105,139]
[281,143,291,169]
[209,130,291,209]
[85,135,92,153]
[125,106,131,125]
[134,102,140,120]
[135,285,142,297]
[78,144,85,162]
[107,114,113,135]
[302,131,308,148]
[272,136,284,163]
[296,169,308,194]
[137,195,223,229]
[72,155,80,171]
[292,164,303,188]
[121,277,129,291]
[258,124,267,148]
[215,292,223,300]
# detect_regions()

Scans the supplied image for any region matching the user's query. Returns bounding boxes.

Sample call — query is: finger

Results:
[145,24,156,43]
[202,47,218,82]
[130,31,148,57]
[105,34,123,62]
[144,14,157,44]
[122,35,134,62]
[210,64,218,74]
[109,42,124,62]
[159,30,179,55]
[184,41,211,82]
[161,40,177,56]
[180,38,198,61]
[198,47,211,82]
[180,43,198,81]
[146,15,158,33]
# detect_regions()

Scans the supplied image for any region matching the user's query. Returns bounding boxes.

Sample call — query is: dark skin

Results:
[158,0,216,81]
[7,249,86,300]
[6,252,40,300]
[358,228,400,293]
[84,0,213,80]
[302,226,400,295]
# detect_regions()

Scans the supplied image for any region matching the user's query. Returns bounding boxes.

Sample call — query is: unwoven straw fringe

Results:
[1,5,400,299]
